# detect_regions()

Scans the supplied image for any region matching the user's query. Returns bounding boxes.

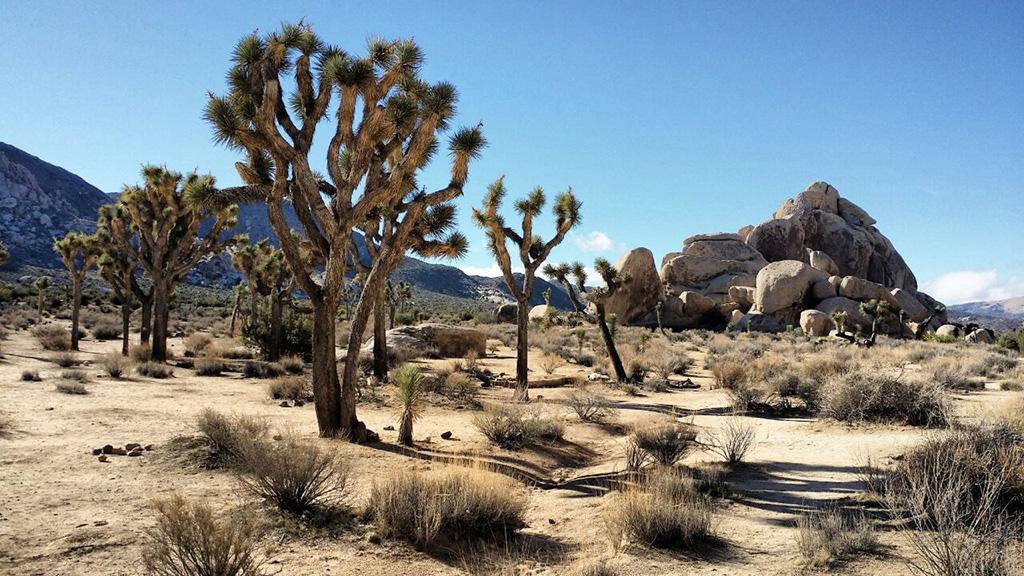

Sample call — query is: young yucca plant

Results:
[394,364,423,447]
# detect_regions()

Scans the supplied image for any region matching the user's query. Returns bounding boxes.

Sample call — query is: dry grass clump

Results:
[55,382,88,394]
[51,351,80,368]
[474,404,565,448]
[566,386,611,423]
[279,355,304,375]
[538,353,564,375]
[219,346,255,360]
[130,343,152,363]
[630,421,698,467]
[880,422,1024,576]
[796,507,877,568]
[195,357,229,377]
[928,357,977,390]
[646,347,691,381]
[604,467,714,550]
[442,372,479,404]
[820,372,949,427]
[100,351,132,379]
[801,354,857,386]
[238,434,348,514]
[367,466,528,549]
[143,494,266,576]
[267,377,312,402]
[0,412,11,436]
[702,416,758,465]
[183,333,213,357]
[138,361,174,379]
[961,350,1018,379]
[61,369,89,382]
[710,362,746,390]
[21,369,41,382]
[196,409,269,468]
[34,325,70,351]
[242,361,285,379]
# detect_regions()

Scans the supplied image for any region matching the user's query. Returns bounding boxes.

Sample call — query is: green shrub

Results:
[996,332,1019,351]
[242,309,312,362]
[367,466,528,549]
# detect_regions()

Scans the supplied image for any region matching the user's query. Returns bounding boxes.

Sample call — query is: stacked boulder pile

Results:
[604,182,947,337]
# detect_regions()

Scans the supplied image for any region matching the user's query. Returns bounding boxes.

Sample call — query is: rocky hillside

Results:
[604,182,949,335]
[948,297,1024,333]
[0,142,111,267]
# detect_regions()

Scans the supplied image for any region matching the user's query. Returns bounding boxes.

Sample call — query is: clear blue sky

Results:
[2,1,1022,303]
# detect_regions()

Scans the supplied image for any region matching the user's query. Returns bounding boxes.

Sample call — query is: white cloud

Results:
[459,263,523,277]
[919,270,1024,305]
[574,231,614,253]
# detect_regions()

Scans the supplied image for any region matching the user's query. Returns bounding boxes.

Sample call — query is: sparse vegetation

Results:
[34,325,70,351]
[267,377,312,402]
[702,416,758,465]
[820,372,949,426]
[238,434,348,514]
[100,351,132,378]
[196,409,269,468]
[566,386,612,423]
[138,362,174,379]
[630,422,698,467]
[242,361,285,380]
[51,351,80,368]
[21,370,41,382]
[604,467,714,550]
[195,357,228,377]
[796,507,877,568]
[55,382,88,395]
[474,403,565,448]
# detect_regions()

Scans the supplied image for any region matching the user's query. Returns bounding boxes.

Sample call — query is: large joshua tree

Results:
[472,177,581,401]
[576,258,632,382]
[114,167,238,362]
[97,202,155,347]
[201,24,485,439]
[53,232,100,351]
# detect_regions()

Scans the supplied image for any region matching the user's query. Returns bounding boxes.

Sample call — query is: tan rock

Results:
[680,291,716,316]
[891,288,929,322]
[753,260,829,315]
[746,218,806,262]
[605,248,662,324]
[839,276,899,308]
[815,297,872,329]
[362,323,486,358]
[729,286,755,308]
[800,309,832,337]
[807,249,840,276]
[810,279,837,301]
[661,253,765,291]
[936,324,960,338]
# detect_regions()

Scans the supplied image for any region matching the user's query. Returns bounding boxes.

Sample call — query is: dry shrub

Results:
[796,507,877,567]
[882,422,1024,576]
[702,416,758,465]
[619,350,649,383]
[711,363,746,390]
[801,355,857,385]
[34,325,70,351]
[604,467,713,550]
[131,343,153,363]
[61,369,89,382]
[646,347,691,380]
[463,349,480,373]
[100,351,132,379]
[138,362,174,379]
[566,386,611,423]
[538,353,564,375]
[21,369,41,382]
[279,355,304,375]
[56,382,88,394]
[91,323,122,340]
[267,377,312,402]
[195,357,229,377]
[726,380,769,413]
[196,409,269,468]
[238,434,348,514]
[928,357,978,390]
[51,351,80,368]
[242,361,285,379]
[474,404,565,448]
[219,346,255,360]
[962,351,1018,379]
[184,333,213,357]
[144,494,266,576]
[630,422,698,466]
[367,466,528,549]
[820,372,950,427]
[443,372,479,404]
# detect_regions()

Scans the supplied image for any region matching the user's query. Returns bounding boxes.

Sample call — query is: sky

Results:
[1,1,1022,304]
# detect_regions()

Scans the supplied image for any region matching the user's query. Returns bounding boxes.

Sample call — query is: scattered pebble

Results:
[97,455,108,463]
[440,431,452,440]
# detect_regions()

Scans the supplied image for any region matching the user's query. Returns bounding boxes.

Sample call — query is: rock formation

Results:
[614,181,946,336]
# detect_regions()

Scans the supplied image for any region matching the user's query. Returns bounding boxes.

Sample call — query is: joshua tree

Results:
[385,279,413,329]
[32,276,50,318]
[96,203,155,347]
[860,299,891,345]
[228,281,246,336]
[561,259,632,382]
[542,262,586,313]
[53,232,100,351]
[201,24,485,439]
[231,235,300,361]
[473,177,581,401]
[112,167,237,362]
[393,364,423,446]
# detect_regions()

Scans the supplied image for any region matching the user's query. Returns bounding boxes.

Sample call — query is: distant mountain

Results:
[0,142,574,313]
[0,142,111,267]
[948,297,1024,333]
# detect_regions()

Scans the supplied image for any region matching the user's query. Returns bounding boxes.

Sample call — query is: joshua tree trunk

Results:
[310,296,343,437]
[597,303,627,382]
[140,297,152,346]
[229,289,242,337]
[151,280,170,362]
[513,299,531,402]
[560,279,584,313]
[120,300,131,356]
[70,279,84,351]
[37,290,45,317]
[389,304,397,330]
[373,297,388,381]
[268,292,283,362]
[398,407,414,446]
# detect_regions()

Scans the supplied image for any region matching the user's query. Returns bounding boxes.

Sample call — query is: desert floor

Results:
[0,325,1018,576]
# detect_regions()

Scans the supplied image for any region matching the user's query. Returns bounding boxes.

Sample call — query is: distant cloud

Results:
[919,270,1024,305]
[459,263,523,278]
[574,231,614,253]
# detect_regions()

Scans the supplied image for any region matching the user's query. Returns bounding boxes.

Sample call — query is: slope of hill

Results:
[948,297,1024,332]
[0,142,111,267]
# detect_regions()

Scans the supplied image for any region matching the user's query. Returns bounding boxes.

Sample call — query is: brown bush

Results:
[796,507,877,568]
[51,351,80,368]
[279,355,304,375]
[138,362,174,379]
[21,369,41,382]
[144,494,266,576]
[566,386,611,423]
[131,343,153,363]
[442,372,479,404]
[474,404,565,448]
[195,357,229,377]
[184,333,213,357]
[34,325,70,351]
[630,422,698,467]
[237,434,348,514]
[55,382,88,394]
[604,467,713,550]
[267,377,312,402]
[702,416,758,465]
[100,351,132,378]
[196,409,269,467]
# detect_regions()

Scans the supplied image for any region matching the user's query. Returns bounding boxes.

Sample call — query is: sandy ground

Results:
[0,325,1019,576]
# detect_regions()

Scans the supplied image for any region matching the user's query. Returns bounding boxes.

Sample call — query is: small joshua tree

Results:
[33,276,50,318]
[393,364,423,446]
[232,235,299,361]
[53,232,100,351]
[860,299,891,345]
[228,281,246,336]
[385,280,412,329]
[569,259,632,382]
[96,203,155,347]
[473,177,581,401]
[541,262,586,313]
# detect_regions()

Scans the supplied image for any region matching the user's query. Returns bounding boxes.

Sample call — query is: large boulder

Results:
[753,260,829,315]
[680,291,716,316]
[660,253,765,294]
[494,303,518,323]
[604,248,662,324]
[815,297,872,329]
[800,309,832,337]
[891,288,929,322]
[936,324,960,338]
[729,285,755,309]
[746,218,806,262]
[704,272,756,294]
[810,278,837,301]
[731,311,791,333]
[807,249,840,276]
[362,323,486,358]
[966,329,995,345]
[839,276,900,308]
[683,233,765,262]
[529,305,556,321]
